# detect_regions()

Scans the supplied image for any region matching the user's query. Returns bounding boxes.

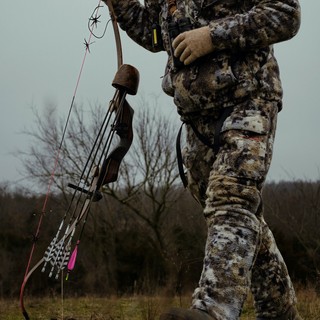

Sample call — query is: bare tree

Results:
[104,96,183,251]
[19,104,107,198]
[18,97,188,291]
[263,181,320,284]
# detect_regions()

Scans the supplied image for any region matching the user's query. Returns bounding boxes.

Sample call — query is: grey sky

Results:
[0,0,319,188]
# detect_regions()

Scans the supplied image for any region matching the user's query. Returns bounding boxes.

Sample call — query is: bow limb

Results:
[20,258,44,320]
[103,0,123,69]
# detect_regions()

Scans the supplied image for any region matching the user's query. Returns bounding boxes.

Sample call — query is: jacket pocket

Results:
[217,107,275,181]
[221,109,269,134]
[171,54,239,112]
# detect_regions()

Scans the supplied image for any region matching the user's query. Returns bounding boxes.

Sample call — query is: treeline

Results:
[0,180,319,298]
[2,102,319,298]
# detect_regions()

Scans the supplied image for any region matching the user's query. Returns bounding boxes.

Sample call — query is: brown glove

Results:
[172,26,214,65]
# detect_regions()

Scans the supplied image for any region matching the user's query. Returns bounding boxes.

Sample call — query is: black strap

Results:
[176,123,188,188]
[213,106,234,155]
[176,106,233,188]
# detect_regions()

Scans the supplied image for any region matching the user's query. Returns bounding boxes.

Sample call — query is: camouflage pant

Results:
[182,98,296,319]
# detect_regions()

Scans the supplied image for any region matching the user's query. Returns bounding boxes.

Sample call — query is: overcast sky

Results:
[1,0,319,189]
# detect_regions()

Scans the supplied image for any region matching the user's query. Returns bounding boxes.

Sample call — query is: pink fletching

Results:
[68,241,80,272]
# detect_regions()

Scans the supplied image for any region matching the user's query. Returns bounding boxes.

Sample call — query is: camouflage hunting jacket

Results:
[112,0,301,115]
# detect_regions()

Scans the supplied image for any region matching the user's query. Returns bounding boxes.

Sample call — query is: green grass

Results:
[1,287,319,319]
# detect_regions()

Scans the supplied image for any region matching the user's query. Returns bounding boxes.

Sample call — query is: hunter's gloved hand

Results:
[172,26,214,65]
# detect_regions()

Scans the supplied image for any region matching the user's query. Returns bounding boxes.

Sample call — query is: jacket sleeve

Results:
[209,0,301,52]
[110,0,164,53]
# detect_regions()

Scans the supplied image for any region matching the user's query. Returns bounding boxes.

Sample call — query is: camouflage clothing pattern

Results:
[112,0,300,115]
[183,97,297,318]
[110,0,301,318]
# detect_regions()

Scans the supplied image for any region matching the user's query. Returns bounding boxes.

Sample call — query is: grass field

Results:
[1,286,319,319]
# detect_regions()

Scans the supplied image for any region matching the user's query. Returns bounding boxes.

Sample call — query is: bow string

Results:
[20,1,139,319]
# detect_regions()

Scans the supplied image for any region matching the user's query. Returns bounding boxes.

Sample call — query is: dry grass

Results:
[1,286,319,319]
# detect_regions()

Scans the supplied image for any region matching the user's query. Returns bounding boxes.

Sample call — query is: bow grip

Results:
[112,64,140,95]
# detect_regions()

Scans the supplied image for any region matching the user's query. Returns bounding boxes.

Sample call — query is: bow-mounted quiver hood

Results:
[112,64,140,95]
